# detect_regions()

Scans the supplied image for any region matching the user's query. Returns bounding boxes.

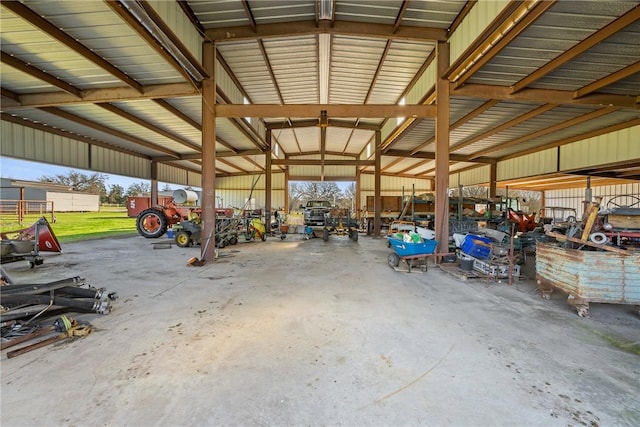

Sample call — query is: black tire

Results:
[280,234,286,240]
[136,208,168,238]
[218,239,226,248]
[387,252,400,268]
[229,235,238,245]
[175,231,192,247]
[323,228,329,242]
[261,233,267,242]
[351,229,358,242]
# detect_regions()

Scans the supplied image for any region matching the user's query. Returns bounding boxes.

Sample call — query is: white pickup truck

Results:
[302,200,332,226]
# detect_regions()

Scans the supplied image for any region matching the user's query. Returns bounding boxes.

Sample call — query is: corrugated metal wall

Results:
[560,126,640,171]
[449,164,491,187]
[497,148,558,181]
[545,182,640,217]
[147,0,202,64]
[405,61,437,105]
[1,122,89,169]
[449,0,510,64]
[91,146,150,179]
[214,173,286,210]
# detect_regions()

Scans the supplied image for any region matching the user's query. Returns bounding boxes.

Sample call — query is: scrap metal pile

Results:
[0,272,116,358]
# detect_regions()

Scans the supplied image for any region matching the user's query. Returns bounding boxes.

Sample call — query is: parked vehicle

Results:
[538,206,577,233]
[302,200,332,226]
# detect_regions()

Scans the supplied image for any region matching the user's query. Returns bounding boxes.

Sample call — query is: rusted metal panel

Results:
[536,242,640,305]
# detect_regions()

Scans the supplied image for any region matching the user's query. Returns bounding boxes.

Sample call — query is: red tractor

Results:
[507,208,538,233]
[136,201,197,239]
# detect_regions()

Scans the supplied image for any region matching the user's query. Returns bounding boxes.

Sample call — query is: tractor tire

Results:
[175,231,192,247]
[229,235,238,245]
[322,228,329,242]
[136,208,168,238]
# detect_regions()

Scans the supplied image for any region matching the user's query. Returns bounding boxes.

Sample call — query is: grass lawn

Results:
[0,208,138,243]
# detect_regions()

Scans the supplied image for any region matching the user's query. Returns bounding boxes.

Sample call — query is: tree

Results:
[127,181,150,196]
[161,183,173,191]
[288,182,304,211]
[106,184,126,205]
[40,171,108,201]
[300,181,342,202]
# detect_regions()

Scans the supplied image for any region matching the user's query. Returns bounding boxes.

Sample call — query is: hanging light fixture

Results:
[318,110,329,127]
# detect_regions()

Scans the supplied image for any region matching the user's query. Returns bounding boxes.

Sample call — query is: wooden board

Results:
[545,232,630,255]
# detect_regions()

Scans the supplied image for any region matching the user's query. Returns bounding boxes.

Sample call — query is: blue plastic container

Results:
[388,237,437,257]
[461,234,491,259]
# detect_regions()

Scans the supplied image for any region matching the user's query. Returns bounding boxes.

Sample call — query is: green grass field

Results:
[0,208,138,243]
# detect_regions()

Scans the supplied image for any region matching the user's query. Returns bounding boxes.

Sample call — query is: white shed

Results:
[0,178,100,213]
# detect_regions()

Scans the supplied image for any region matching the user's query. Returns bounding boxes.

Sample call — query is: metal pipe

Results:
[0,277,85,295]
[0,305,63,322]
[56,286,106,300]
[0,295,110,314]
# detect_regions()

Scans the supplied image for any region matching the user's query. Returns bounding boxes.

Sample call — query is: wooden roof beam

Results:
[206,20,447,42]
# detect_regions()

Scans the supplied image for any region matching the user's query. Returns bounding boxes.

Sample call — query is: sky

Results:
[1,157,351,191]
[0,157,166,190]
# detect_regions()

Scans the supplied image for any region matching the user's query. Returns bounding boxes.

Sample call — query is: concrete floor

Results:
[1,232,639,427]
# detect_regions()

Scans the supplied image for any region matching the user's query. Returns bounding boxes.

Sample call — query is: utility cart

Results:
[387,237,438,273]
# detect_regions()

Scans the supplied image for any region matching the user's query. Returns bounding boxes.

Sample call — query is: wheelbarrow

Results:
[387,237,438,273]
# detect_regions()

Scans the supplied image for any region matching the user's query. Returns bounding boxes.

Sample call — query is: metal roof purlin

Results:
[3,83,199,110]
[468,107,621,160]
[37,106,180,158]
[2,0,143,93]
[452,84,639,109]
[573,61,640,99]
[511,6,640,94]
[206,20,447,42]
[105,0,204,87]
[449,0,556,88]
[0,52,82,98]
